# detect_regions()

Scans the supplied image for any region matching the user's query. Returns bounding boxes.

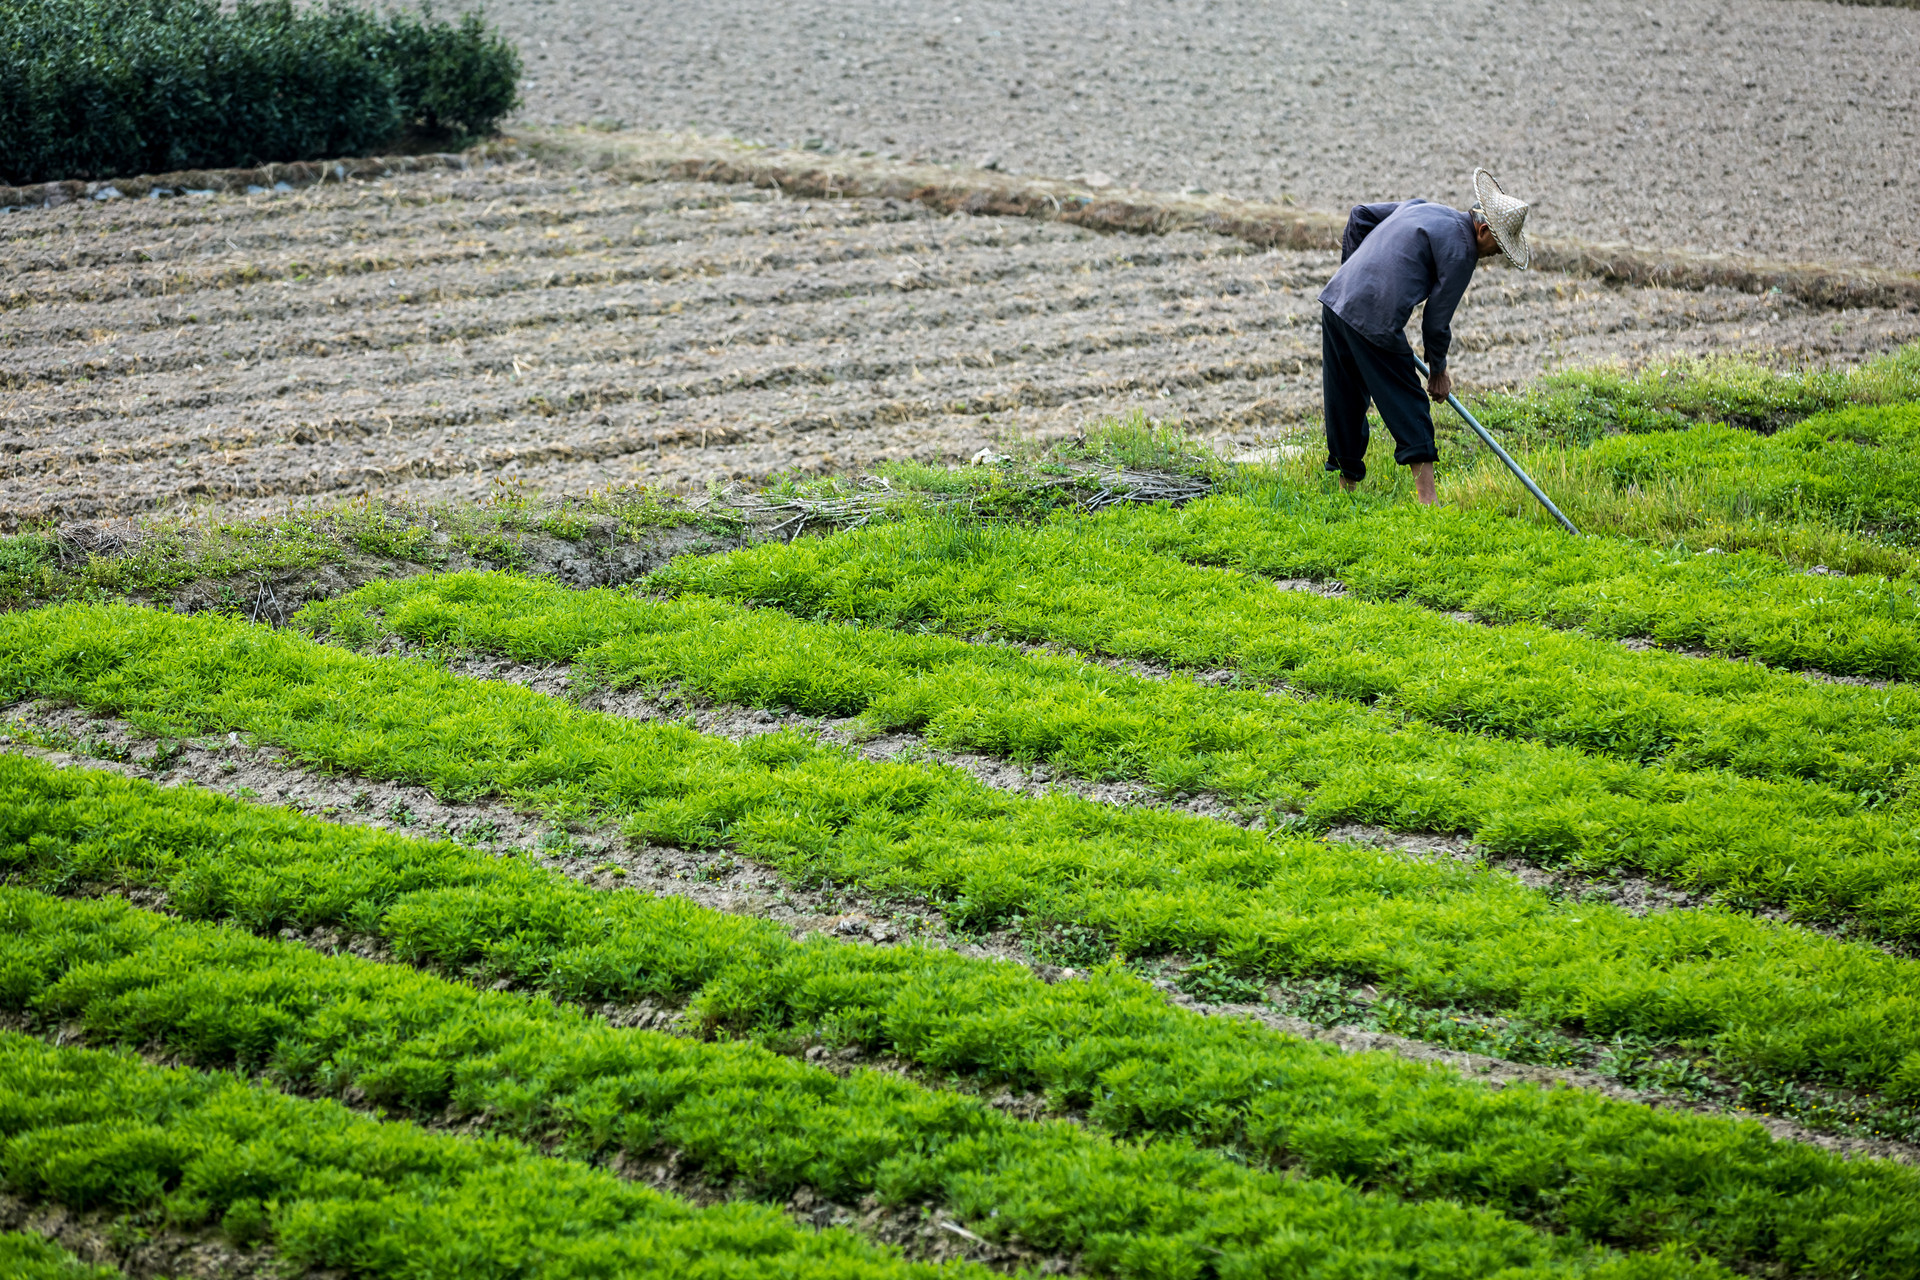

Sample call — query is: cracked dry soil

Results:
[9,155,1920,531]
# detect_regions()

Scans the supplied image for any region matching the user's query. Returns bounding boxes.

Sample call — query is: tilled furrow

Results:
[2,254,1652,455]
[0,174,872,285]
[2,264,1321,450]
[2,175,1194,326]
[3,345,1319,510]
[8,161,1920,524]
[0,210,1261,371]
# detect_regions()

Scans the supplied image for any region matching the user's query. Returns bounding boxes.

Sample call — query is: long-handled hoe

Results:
[1412,352,1580,535]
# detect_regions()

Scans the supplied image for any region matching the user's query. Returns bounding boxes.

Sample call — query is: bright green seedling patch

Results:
[1176,408,1920,667]
[1446,402,1920,561]
[0,1031,973,1280]
[7,598,1920,1100]
[1464,346,1920,450]
[0,1232,126,1280]
[0,888,1757,1280]
[1167,491,1920,674]
[303,571,1920,941]
[313,568,1920,799]
[1429,349,1920,564]
[644,525,1920,934]
[9,761,1920,1277]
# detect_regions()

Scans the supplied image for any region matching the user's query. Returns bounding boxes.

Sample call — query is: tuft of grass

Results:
[1443,401,1920,575]
[0,486,729,613]
[0,1231,124,1280]
[1467,342,1920,448]
[1054,408,1225,478]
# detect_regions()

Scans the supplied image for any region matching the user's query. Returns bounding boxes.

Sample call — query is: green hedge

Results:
[0,0,519,186]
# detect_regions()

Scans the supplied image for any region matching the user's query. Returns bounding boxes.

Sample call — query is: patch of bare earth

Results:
[494,0,1920,273]
[0,1193,275,1280]
[8,149,1920,531]
[40,507,749,622]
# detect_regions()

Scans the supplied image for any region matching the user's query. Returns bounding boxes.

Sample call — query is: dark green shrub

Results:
[0,0,520,186]
[383,5,520,139]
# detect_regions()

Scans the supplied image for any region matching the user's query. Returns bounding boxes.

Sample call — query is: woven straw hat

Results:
[1472,168,1531,269]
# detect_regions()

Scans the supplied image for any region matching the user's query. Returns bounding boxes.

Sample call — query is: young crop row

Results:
[11,602,1920,1090]
[1585,403,1920,528]
[657,492,1920,763]
[0,888,1724,1280]
[1463,348,1920,455]
[1446,403,1920,564]
[317,566,1920,803]
[0,1028,975,1280]
[637,510,1920,930]
[0,1233,123,1280]
[8,756,1920,1277]
[5,606,1920,1100]
[1162,492,1919,675]
[299,572,1920,940]
[706,416,1920,684]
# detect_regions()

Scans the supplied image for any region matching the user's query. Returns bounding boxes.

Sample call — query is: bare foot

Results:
[1410,461,1437,505]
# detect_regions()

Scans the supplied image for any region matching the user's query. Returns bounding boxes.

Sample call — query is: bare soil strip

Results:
[0,150,479,214]
[553,130,1920,311]
[9,152,1919,529]
[19,130,1919,311]
[491,0,1920,272]
[10,706,1914,1165]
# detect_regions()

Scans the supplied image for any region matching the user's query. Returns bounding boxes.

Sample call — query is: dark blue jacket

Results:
[1317,199,1477,373]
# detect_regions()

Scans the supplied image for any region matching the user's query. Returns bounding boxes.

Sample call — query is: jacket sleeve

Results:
[1339,202,1402,262]
[1419,227,1476,373]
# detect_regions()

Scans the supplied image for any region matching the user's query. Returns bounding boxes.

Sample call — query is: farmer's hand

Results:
[1427,369,1452,403]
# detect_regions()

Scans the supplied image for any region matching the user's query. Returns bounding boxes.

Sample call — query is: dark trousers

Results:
[1321,305,1437,483]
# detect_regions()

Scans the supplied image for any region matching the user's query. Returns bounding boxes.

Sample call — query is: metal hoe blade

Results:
[1412,353,1580,536]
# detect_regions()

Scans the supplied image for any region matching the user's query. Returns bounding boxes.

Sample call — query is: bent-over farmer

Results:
[1316,168,1531,503]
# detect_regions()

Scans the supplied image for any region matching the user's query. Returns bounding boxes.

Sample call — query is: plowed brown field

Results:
[7,153,1920,529]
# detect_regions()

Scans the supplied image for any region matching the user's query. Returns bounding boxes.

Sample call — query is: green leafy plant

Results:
[0,0,520,186]
[9,761,1920,1276]
[0,1232,125,1280]
[7,611,1920,1100]
[0,1029,970,1280]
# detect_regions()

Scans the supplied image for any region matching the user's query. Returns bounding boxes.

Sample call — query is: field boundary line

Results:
[0,150,490,212]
